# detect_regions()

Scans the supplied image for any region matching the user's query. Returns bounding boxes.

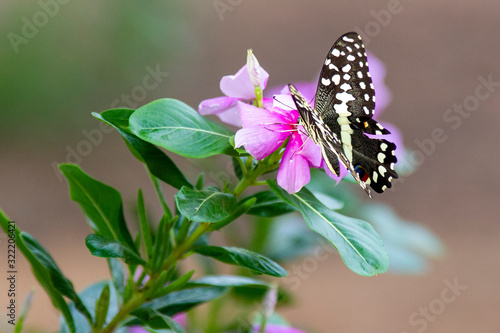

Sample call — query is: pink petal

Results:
[172,313,188,328]
[238,102,297,129]
[277,133,311,193]
[198,96,238,113]
[235,127,288,160]
[216,108,243,127]
[296,131,322,167]
[273,94,296,111]
[266,81,317,104]
[220,64,269,99]
[264,84,289,99]
[289,81,317,103]
[198,96,242,127]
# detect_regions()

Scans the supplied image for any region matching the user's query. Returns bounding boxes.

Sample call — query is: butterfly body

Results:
[288,32,398,196]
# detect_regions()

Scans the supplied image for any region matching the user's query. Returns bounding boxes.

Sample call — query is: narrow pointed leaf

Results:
[137,189,153,260]
[20,233,93,324]
[155,270,194,298]
[189,275,269,288]
[194,246,287,277]
[195,173,204,190]
[131,308,185,333]
[128,98,236,158]
[140,286,229,316]
[86,234,146,265]
[0,211,76,332]
[93,109,192,190]
[107,259,125,295]
[152,214,172,271]
[59,282,127,333]
[59,164,135,250]
[94,284,110,330]
[268,180,388,276]
[232,157,243,180]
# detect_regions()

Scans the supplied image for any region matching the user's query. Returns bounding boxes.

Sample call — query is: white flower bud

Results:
[247,49,261,87]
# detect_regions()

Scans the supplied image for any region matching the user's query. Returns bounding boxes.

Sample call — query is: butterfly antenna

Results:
[272,95,294,110]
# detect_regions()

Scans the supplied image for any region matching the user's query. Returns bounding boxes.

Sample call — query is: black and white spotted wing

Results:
[289,32,398,195]
[288,84,371,197]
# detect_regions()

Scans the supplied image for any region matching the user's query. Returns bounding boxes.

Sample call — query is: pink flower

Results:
[234,99,321,194]
[198,63,269,127]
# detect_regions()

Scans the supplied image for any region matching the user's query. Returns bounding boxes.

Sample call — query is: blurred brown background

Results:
[1,0,500,332]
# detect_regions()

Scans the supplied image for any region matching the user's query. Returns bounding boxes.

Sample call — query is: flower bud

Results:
[247,49,261,87]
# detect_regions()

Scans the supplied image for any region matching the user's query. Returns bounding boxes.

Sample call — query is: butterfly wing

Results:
[288,84,372,197]
[351,134,398,193]
[313,32,398,193]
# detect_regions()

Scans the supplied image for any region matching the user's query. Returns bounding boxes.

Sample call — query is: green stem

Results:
[260,315,267,333]
[233,175,254,199]
[100,143,288,332]
[100,292,146,333]
[101,223,212,332]
[245,155,253,171]
[236,156,247,177]
[233,152,282,199]
[254,86,264,108]
[160,222,211,271]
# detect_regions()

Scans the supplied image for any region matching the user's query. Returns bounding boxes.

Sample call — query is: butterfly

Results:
[288,32,398,197]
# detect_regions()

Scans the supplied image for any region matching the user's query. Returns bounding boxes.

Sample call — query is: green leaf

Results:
[245,191,296,217]
[155,270,194,298]
[209,197,257,231]
[175,187,236,223]
[21,233,93,325]
[107,259,125,295]
[59,164,135,250]
[232,157,243,180]
[194,246,287,277]
[189,275,269,288]
[86,234,146,265]
[195,173,204,190]
[151,215,174,272]
[268,180,388,276]
[94,284,110,330]
[140,286,229,316]
[131,308,185,333]
[0,212,76,332]
[93,109,192,190]
[60,282,127,333]
[137,189,153,261]
[128,98,235,158]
